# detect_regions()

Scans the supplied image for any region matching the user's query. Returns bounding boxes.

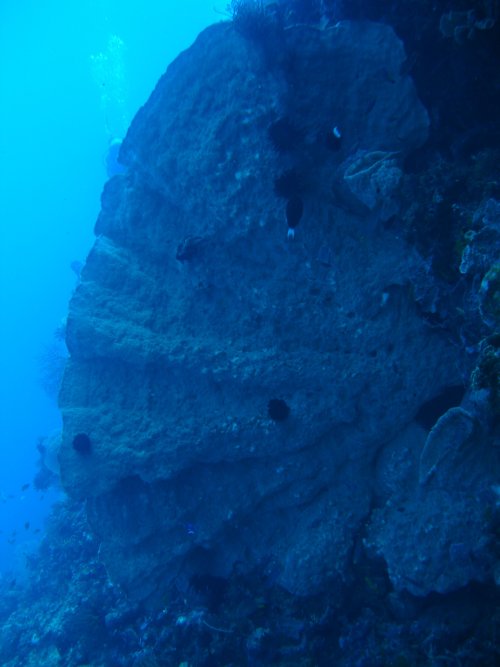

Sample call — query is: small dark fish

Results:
[21,483,30,491]
[34,528,41,533]
[325,125,342,151]
[24,522,30,530]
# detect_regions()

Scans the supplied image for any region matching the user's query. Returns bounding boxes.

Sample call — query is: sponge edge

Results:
[419,407,475,486]
[41,431,61,476]
[105,138,126,177]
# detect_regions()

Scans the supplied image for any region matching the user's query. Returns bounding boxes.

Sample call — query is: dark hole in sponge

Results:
[190,573,228,613]
[415,385,465,430]
[286,195,304,229]
[73,433,92,455]
[268,398,290,421]
[274,168,304,199]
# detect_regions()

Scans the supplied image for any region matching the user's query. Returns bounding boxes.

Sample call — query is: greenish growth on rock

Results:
[471,335,500,421]
[479,263,500,329]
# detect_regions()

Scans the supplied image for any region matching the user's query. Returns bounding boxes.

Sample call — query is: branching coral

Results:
[227,0,283,40]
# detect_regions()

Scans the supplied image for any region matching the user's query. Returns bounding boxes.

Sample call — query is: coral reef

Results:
[2,3,499,666]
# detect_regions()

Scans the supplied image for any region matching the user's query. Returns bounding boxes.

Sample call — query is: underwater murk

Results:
[0,1,499,666]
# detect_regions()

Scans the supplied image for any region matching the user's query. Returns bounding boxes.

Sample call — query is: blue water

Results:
[0,0,219,575]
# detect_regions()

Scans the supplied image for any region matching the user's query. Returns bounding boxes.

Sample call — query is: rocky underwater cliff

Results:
[2,3,500,666]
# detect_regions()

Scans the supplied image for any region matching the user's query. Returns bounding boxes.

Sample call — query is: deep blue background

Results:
[0,0,220,574]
